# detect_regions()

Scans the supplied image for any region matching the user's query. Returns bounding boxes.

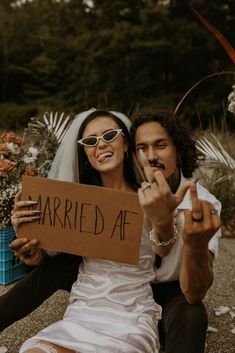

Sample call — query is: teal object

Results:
[0,226,26,285]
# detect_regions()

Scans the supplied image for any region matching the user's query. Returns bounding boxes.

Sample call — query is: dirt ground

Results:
[0,238,234,353]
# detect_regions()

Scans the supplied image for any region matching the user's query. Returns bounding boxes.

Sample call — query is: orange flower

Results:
[0,159,17,173]
[1,132,23,145]
[25,165,38,176]
[0,143,9,155]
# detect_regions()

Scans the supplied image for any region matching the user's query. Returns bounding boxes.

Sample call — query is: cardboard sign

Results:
[17,176,143,265]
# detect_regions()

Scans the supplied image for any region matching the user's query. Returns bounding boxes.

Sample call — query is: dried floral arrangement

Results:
[0,112,72,228]
[0,132,38,228]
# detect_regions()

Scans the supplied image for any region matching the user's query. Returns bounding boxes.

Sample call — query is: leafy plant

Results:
[194,131,235,229]
[196,133,235,183]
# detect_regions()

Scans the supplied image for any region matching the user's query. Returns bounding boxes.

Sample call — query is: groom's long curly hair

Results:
[130,110,199,178]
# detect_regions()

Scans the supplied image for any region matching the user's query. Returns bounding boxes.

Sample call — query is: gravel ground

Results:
[0,238,234,353]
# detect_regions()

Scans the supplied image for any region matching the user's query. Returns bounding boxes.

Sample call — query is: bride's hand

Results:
[10,190,44,266]
[11,191,40,233]
[10,237,46,266]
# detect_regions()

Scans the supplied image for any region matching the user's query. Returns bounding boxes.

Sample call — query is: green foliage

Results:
[0,102,36,130]
[0,0,234,128]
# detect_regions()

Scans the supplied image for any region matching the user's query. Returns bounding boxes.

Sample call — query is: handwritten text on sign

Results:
[17,176,143,264]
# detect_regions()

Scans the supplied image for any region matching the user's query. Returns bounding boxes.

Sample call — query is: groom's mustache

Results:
[149,160,165,170]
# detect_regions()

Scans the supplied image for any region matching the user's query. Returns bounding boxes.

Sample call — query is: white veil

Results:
[48,108,133,183]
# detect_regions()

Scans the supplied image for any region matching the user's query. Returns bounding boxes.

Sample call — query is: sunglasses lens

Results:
[103,130,119,142]
[79,129,121,146]
[81,137,98,146]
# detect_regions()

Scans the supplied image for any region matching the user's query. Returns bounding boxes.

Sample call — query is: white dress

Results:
[20,235,161,353]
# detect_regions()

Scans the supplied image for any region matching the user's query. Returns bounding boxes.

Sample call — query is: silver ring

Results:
[192,215,203,222]
[142,182,151,191]
[210,208,218,215]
